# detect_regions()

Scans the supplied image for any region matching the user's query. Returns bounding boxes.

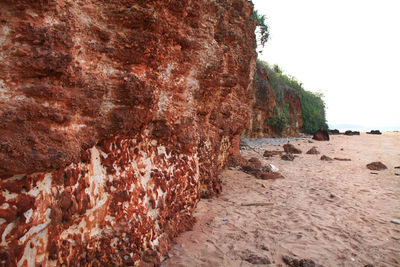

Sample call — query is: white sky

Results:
[252,0,400,129]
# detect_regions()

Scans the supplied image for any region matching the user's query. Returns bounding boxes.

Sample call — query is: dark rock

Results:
[367,130,382,135]
[344,130,360,136]
[366,162,387,171]
[283,144,302,154]
[282,255,317,267]
[244,254,271,265]
[328,129,340,135]
[312,129,329,141]
[334,157,351,161]
[320,155,333,161]
[281,153,295,161]
[306,147,320,155]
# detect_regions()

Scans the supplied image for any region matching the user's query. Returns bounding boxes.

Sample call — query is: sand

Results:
[162,132,400,267]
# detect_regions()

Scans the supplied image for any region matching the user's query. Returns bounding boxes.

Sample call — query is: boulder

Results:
[244,254,271,265]
[282,255,319,267]
[367,130,382,135]
[320,155,333,161]
[281,153,295,161]
[328,129,340,135]
[306,147,320,155]
[366,161,387,171]
[229,155,284,180]
[344,130,360,136]
[283,144,302,154]
[312,129,330,141]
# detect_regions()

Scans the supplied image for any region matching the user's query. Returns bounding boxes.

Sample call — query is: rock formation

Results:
[283,144,302,154]
[328,129,340,135]
[367,130,382,135]
[306,147,320,155]
[245,61,303,137]
[344,130,360,136]
[320,155,333,161]
[312,129,330,141]
[366,162,387,171]
[0,0,256,265]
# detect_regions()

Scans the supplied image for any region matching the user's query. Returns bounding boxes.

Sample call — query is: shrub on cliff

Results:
[252,10,270,47]
[265,105,289,135]
[301,90,327,133]
[258,61,327,134]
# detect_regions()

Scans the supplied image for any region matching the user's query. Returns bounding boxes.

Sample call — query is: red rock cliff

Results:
[245,61,302,137]
[0,0,256,265]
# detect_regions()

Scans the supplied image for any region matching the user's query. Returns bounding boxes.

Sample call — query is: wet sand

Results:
[163,133,400,266]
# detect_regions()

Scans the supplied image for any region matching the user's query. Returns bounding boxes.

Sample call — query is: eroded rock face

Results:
[0,0,256,265]
[245,62,303,137]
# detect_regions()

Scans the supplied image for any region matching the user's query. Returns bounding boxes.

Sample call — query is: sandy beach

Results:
[163,133,400,266]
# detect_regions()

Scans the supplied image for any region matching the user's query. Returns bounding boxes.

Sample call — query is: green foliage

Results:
[258,60,328,134]
[300,90,328,134]
[252,10,270,47]
[265,105,289,135]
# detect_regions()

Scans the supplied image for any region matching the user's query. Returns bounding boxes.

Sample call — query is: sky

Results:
[252,0,400,130]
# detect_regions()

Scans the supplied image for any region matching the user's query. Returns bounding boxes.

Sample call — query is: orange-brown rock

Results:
[306,147,320,155]
[245,62,303,137]
[366,162,387,171]
[0,0,256,265]
[313,129,330,141]
[283,143,302,154]
[320,155,333,161]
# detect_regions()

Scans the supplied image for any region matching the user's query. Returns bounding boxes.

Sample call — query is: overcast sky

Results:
[252,0,400,130]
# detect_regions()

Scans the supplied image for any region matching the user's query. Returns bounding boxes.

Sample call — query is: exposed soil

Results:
[163,133,400,266]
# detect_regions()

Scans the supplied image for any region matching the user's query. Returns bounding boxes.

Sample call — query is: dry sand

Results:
[163,133,400,266]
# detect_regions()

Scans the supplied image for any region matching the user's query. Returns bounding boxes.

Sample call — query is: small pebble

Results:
[391,219,400,224]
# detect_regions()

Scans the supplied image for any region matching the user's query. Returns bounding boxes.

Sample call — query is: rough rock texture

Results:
[306,147,320,155]
[366,162,387,171]
[228,155,284,180]
[283,143,302,154]
[245,61,302,137]
[0,0,256,265]
[312,129,330,141]
[282,255,319,267]
[281,153,295,161]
